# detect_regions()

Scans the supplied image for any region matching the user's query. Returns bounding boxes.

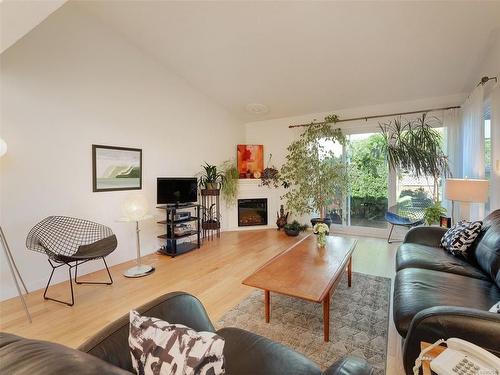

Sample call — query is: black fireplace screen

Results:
[238,199,268,226]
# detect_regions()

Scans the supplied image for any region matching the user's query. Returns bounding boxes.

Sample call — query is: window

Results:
[485,117,491,212]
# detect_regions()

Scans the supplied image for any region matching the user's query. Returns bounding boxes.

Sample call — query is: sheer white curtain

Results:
[461,85,485,220]
[444,108,462,216]
[490,83,500,211]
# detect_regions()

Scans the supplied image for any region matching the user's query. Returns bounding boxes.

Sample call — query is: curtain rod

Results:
[288,105,461,129]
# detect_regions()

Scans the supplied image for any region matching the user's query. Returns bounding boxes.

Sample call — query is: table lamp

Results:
[445,178,489,222]
[119,194,155,278]
[0,137,32,322]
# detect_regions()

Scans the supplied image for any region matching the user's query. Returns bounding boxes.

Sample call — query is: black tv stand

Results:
[157,203,201,257]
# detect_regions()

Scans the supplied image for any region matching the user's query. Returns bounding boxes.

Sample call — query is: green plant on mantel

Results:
[220,160,239,206]
[423,201,446,225]
[280,115,349,219]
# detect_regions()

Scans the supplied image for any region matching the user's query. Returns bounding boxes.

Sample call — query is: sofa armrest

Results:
[0,333,132,375]
[322,356,374,375]
[216,327,322,375]
[403,226,447,247]
[78,291,215,372]
[402,306,500,375]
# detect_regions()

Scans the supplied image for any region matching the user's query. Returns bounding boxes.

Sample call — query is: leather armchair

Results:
[1,291,373,375]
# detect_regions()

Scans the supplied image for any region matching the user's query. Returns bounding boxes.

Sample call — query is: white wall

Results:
[244,93,466,238]
[0,3,243,300]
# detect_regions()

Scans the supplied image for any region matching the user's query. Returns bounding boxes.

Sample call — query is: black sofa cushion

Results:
[396,243,489,281]
[393,268,500,337]
[472,209,500,288]
[217,327,322,375]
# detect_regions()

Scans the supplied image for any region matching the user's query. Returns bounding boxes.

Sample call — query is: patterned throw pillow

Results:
[129,310,225,375]
[440,220,482,256]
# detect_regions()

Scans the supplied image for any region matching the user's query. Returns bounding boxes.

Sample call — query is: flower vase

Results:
[317,233,327,248]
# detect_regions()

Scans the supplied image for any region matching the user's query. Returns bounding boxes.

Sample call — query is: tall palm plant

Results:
[379,113,450,201]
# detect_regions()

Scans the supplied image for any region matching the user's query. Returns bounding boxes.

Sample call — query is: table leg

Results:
[348,255,352,287]
[265,290,270,323]
[323,292,330,342]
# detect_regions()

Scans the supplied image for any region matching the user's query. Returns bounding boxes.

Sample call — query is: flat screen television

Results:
[157,177,198,205]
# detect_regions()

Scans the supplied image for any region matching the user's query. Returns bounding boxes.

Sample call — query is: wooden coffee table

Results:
[242,234,357,342]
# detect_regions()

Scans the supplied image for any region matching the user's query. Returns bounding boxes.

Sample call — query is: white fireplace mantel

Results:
[223,179,282,231]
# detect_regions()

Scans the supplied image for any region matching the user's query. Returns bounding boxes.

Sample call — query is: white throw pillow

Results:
[440,220,482,256]
[129,310,225,375]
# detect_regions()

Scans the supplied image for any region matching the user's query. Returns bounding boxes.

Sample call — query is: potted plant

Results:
[423,201,446,225]
[220,160,239,206]
[283,220,308,236]
[379,114,450,201]
[280,115,349,228]
[199,162,224,190]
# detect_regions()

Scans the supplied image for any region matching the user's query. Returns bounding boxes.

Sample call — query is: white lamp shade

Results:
[0,138,7,157]
[121,194,149,221]
[445,178,489,203]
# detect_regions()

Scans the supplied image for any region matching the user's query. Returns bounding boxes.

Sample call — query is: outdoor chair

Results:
[385,196,427,243]
[26,216,117,306]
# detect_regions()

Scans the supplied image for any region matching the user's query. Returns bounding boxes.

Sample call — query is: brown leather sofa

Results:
[393,209,500,374]
[1,291,373,375]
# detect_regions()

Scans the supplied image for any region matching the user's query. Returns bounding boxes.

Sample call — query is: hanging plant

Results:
[280,115,349,219]
[260,153,280,188]
[220,160,239,206]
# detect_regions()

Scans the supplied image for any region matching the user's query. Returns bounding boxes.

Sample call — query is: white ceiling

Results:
[43,2,500,120]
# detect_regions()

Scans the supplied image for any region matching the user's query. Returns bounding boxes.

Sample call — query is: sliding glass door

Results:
[325,132,388,230]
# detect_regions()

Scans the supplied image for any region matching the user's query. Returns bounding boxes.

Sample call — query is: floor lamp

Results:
[0,138,32,322]
[118,194,155,278]
[445,178,489,223]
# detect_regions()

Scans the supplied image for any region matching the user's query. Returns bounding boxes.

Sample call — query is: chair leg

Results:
[74,257,113,285]
[43,260,74,306]
[387,224,395,243]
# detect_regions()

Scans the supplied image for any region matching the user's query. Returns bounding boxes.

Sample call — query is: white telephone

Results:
[414,338,500,375]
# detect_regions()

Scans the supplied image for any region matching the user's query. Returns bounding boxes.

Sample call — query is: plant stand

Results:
[201,189,221,241]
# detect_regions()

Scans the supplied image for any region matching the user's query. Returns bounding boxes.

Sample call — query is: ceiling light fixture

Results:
[246,103,269,115]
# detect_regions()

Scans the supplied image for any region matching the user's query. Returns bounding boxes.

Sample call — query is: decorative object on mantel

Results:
[92,144,142,192]
[260,153,280,188]
[284,220,308,236]
[313,223,329,247]
[280,115,349,229]
[119,194,154,278]
[201,189,221,240]
[237,144,264,179]
[198,162,224,190]
[276,204,289,230]
[220,160,239,206]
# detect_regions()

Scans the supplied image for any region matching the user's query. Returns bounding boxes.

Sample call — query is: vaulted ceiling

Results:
[6,1,500,121]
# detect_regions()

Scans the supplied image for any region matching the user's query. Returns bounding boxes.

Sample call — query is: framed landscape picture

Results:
[92,145,142,192]
[237,144,264,179]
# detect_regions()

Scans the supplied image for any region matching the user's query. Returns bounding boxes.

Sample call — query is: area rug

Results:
[217,272,391,374]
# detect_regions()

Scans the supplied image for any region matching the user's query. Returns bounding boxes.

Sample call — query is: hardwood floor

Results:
[0,229,403,373]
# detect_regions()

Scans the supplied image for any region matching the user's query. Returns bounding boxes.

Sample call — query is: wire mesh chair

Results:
[26,216,117,306]
[385,197,428,243]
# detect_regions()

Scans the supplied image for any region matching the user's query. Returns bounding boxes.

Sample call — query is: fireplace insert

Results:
[238,198,268,226]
